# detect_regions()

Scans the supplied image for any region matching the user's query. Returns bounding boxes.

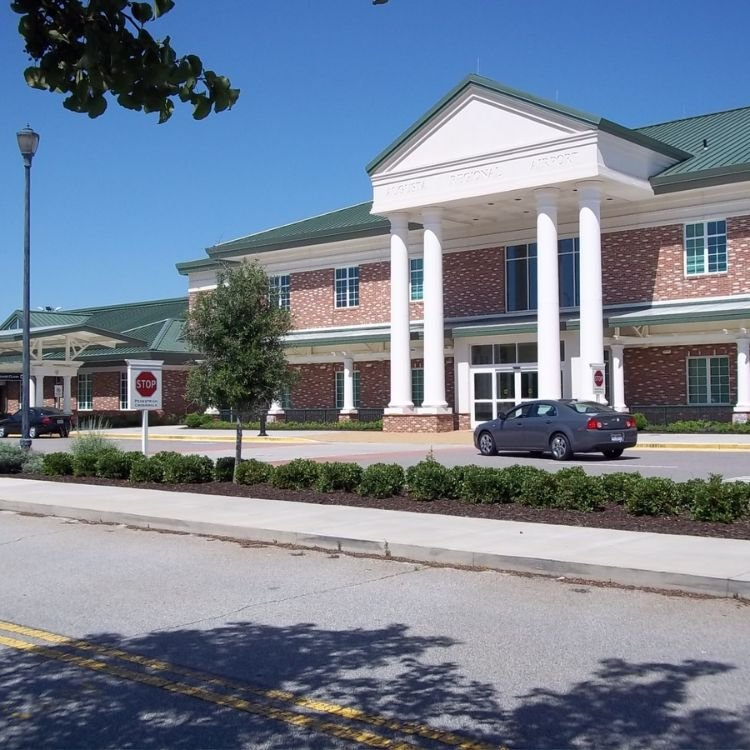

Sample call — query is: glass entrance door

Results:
[471,368,538,424]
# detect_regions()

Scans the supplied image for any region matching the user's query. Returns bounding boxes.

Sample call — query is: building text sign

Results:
[127,359,163,410]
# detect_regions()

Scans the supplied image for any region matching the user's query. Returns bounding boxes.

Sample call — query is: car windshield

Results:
[565,401,617,415]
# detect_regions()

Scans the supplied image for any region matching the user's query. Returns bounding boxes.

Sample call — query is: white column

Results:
[33,373,44,407]
[610,344,627,412]
[26,375,36,409]
[341,355,356,413]
[421,207,449,412]
[735,338,750,413]
[578,181,604,401]
[63,374,72,413]
[386,213,414,413]
[535,188,561,399]
[268,399,284,414]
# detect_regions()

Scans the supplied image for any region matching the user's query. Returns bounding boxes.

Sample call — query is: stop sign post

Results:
[591,363,606,401]
[126,360,163,455]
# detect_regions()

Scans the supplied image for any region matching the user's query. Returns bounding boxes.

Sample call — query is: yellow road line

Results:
[94,432,317,444]
[0,621,501,750]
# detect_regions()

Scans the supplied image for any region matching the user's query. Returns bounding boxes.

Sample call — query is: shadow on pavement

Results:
[0,621,747,748]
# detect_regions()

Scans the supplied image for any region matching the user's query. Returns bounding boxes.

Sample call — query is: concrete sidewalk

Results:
[1,477,748,599]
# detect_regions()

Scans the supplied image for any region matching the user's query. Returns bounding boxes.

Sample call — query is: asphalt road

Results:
[20,432,750,482]
[1,512,748,749]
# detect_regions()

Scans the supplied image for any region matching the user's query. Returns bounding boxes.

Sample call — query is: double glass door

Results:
[472,368,538,424]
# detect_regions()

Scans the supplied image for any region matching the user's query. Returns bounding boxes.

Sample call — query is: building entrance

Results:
[471,367,538,424]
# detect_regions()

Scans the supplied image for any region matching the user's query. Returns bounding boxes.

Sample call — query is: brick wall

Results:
[444,247,504,317]
[624,344,737,405]
[602,215,750,305]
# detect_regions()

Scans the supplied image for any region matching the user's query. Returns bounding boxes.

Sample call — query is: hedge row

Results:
[183,412,382,431]
[633,413,750,434]
[36,447,750,524]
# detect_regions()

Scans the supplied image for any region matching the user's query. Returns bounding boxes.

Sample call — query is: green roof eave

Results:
[366,74,688,175]
[609,308,750,327]
[176,258,231,276]
[651,163,750,194]
[207,223,392,260]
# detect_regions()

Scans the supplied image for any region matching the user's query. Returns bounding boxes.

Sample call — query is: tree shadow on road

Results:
[0,621,747,749]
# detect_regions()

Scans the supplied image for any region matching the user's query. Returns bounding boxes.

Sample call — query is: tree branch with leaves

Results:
[185,262,295,480]
[12,0,239,122]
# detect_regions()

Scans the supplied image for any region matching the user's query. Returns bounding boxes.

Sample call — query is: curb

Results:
[637,442,750,451]
[2,498,747,600]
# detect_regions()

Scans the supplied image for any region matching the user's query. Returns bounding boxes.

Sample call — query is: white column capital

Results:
[610,343,625,355]
[576,180,603,205]
[534,187,559,210]
[421,206,443,229]
[387,212,409,236]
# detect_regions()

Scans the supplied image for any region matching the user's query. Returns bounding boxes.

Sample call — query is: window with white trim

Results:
[409,258,423,301]
[685,220,727,275]
[269,274,290,310]
[279,387,292,409]
[335,267,359,308]
[335,371,361,409]
[119,371,129,410]
[411,368,424,407]
[77,373,93,411]
[687,356,730,404]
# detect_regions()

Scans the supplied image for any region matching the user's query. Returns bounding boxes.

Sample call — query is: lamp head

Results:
[16,127,40,160]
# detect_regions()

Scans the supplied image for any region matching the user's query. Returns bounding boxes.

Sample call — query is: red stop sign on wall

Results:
[593,369,604,388]
[135,371,158,397]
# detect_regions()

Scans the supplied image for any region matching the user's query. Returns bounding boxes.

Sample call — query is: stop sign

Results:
[593,369,604,388]
[135,371,158,397]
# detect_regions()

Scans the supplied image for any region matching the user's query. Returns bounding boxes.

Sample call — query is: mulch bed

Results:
[11,474,750,541]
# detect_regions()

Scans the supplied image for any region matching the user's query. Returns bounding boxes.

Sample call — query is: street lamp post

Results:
[16,127,40,450]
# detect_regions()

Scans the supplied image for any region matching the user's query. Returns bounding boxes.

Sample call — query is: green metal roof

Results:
[365,74,689,175]
[637,106,750,191]
[608,298,750,327]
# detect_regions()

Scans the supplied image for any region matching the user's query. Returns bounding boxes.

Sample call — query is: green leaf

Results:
[192,94,211,120]
[153,0,176,17]
[87,94,108,118]
[131,2,153,23]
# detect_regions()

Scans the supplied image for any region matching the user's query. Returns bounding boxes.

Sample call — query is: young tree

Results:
[185,262,294,480]
[12,0,239,122]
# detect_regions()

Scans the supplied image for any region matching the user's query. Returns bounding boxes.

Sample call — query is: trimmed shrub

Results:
[21,452,44,475]
[447,465,471,499]
[458,466,509,504]
[501,465,546,503]
[148,451,183,482]
[160,454,214,484]
[624,476,677,516]
[687,475,750,523]
[0,445,26,474]
[73,447,119,477]
[315,462,363,493]
[357,463,405,498]
[632,413,649,431]
[553,467,605,512]
[515,468,558,508]
[406,458,452,501]
[130,456,164,483]
[215,456,238,483]
[96,451,140,480]
[184,412,210,428]
[235,459,273,486]
[270,459,319,490]
[42,452,74,476]
[600,472,640,504]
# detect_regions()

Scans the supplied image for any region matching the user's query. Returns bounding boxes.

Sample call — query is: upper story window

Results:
[685,220,727,276]
[269,274,290,310]
[410,258,424,301]
[335,266,359,308]
[506,239,580,313]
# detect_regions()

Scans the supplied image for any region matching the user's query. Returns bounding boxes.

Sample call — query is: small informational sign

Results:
[127,360,163,411]
[0,373,22,382]
[54,384,63,399]
[591,363,606,398]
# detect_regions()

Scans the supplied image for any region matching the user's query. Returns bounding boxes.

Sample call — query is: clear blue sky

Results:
[1,0,749,312]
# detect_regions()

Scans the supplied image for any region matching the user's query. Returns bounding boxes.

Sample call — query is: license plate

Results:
[56,419,64,424]
[611,432,624,442]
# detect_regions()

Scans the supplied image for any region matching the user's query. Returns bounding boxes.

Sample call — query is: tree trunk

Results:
[258,409,268,437]
[233,415,243,483]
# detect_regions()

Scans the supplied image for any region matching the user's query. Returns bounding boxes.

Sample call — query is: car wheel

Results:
[29,426,38,439]
[602,448,624,459]
[477,431,497,456]
[550,432,572,461]
[59,426,68,438]
[0,427,6,438]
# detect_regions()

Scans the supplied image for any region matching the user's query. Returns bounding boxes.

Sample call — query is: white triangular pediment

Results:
[377,86,595,176]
